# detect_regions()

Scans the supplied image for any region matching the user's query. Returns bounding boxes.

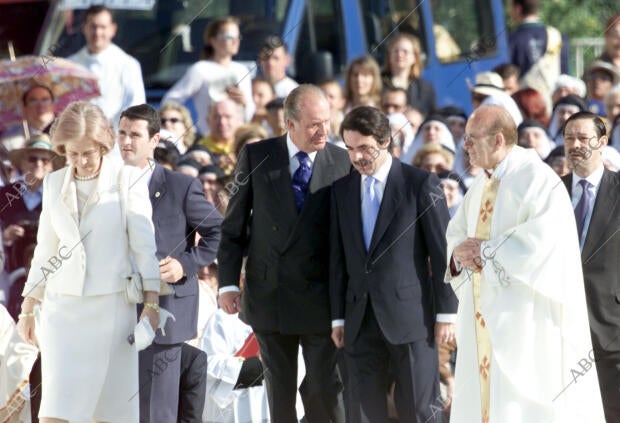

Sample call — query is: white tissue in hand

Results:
[158,307,176,336]
[133,316,156,351]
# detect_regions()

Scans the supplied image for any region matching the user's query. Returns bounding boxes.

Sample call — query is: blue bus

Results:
[35,0,509,114]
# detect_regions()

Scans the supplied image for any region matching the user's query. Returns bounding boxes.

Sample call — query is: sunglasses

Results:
[27,98,53,106]
[27,155,51,164]
[161,117,181,125]
[216,33,242,41]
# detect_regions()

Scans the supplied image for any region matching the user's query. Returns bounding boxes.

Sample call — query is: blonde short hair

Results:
[412,144,454,169]
[159,101,196,149]
[233,123,268,157]
[50,101,114,156]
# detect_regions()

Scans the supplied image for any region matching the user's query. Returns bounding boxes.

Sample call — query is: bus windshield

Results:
[37,0,290,89]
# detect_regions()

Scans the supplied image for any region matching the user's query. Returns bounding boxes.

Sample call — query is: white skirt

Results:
[37,290,138,422]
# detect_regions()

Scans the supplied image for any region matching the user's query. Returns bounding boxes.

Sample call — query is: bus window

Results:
[38,1,290,90]
[360,0,428,66]
[430,0,498,64]
[294,0,346,83]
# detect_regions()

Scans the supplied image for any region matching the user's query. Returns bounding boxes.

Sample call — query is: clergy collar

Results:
[363,154,392,185]
[485,146,516,179]
[572,164,604,191]
[287,133,318,163]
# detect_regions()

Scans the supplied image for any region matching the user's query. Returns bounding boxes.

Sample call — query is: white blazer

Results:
[23,156,160,301]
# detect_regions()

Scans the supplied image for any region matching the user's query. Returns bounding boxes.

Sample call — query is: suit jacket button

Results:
[272,226,278,231]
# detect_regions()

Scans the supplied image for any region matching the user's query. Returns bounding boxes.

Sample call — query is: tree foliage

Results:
[536,0,617,39]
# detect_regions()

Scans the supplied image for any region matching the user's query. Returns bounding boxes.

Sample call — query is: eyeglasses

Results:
[216,33,242,41]
[27,155,51,164]
[161,117,181,125]
[463,132,497,146]
[586,72,612,82]
[27,98,53,106]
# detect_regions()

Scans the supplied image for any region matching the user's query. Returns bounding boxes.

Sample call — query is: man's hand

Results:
[218,291,241,314]
[331,326,344,349]
[453,238,483,270]
[434,322,455,345]
[159,257,184,283]
[3,224,24,244]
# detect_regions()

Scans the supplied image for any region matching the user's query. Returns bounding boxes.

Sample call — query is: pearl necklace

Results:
[74,171,100,181]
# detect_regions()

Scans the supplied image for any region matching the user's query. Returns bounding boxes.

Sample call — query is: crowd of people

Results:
[0,1,620,422]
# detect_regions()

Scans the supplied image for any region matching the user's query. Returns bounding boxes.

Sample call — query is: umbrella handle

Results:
[8,41,15,61]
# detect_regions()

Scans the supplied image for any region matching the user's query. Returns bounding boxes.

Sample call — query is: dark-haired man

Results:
[508,0,568,97]
[1,85,55,151]
[118,104,222,423]
[258,35,298,98]
[561,111,620,422]
[69,5,145,128]
[330,106,457,422]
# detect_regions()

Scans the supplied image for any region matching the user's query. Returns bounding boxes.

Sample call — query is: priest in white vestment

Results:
[445,105,605,422]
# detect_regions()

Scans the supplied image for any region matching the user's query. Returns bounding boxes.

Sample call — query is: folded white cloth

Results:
[131,307,176,351]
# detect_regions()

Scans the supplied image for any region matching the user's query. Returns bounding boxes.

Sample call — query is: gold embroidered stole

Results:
[473,177,500,423]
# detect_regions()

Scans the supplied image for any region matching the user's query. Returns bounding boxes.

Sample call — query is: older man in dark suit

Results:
[561,111,620,422]
[119,104,222,423]
[329,106,458,422]
[218,84,349,423]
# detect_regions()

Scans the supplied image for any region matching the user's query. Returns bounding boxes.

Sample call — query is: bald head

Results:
[464,105,517,169]
[470,105,518,146]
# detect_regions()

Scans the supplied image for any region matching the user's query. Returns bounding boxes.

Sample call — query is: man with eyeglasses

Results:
[1,85,55,152]
[446,105,604,422]
[561,111,620,422]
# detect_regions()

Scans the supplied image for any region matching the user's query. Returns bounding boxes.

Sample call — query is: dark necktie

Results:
[292,151,312,212]
[574,179,592,244]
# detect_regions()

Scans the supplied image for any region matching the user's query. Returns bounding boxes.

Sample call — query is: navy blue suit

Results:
[330,160,458,422]
[509,21,569,76]
[139,164,222,423]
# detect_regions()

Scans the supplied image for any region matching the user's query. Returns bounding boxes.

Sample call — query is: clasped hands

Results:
[453,237,484,271]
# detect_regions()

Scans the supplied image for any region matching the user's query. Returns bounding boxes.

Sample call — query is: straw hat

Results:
[469,72,505,97]
[8,134,55,167]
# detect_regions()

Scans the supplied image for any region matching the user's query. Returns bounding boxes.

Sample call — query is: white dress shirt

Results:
[219,134,316,297]
[162,60,255,136]
[69,44,145,129]
[333,155,455,328]
[571,165,604,250]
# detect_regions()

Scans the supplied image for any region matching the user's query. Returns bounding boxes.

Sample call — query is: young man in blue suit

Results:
[119,104,222,422]
[330,106,458,422]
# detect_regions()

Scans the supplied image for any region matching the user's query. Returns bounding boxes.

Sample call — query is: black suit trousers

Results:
[345,301,440,423]
[254,331,345,423]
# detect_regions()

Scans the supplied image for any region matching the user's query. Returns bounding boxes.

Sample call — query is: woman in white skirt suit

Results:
[16,102,161,423]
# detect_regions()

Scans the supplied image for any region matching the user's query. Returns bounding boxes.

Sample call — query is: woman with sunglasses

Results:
[158,102,197,154]
[162,17,255,137]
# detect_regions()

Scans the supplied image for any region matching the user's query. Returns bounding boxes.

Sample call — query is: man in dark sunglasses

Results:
[2,136,56,316]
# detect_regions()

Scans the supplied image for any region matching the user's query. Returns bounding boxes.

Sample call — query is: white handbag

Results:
[118,167,173,303]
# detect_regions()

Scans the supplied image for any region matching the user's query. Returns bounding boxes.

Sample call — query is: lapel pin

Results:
[155,192,161,198]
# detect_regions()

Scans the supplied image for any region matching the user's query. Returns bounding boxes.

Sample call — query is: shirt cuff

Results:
[436,313,457,324]
[450,254,462,276]
[219,286,240,295]
[331,319,344,328]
